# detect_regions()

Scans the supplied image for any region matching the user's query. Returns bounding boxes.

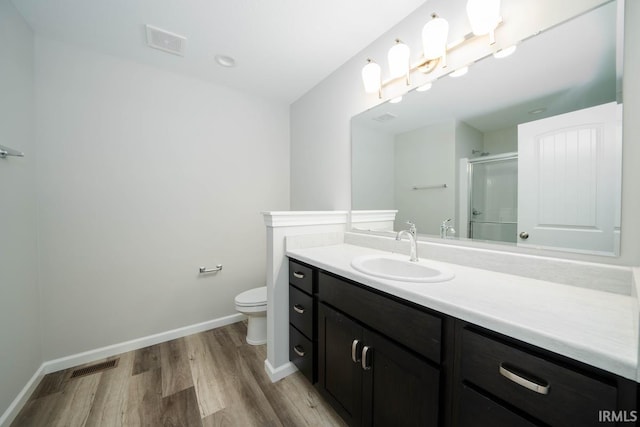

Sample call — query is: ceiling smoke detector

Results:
[145,25,186,56]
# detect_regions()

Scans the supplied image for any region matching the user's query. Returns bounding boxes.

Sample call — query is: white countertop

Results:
[287,243,639,381]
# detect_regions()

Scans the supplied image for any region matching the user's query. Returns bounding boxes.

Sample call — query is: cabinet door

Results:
[318,303,364,427]
[362,329,440,427]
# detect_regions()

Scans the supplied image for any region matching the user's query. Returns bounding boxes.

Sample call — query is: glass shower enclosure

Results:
[468,153,518,243]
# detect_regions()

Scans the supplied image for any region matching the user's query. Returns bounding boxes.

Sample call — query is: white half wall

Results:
[0,0,41,421]
[290,0,640,266]
[262,211,348,381]
[34,38,290,360]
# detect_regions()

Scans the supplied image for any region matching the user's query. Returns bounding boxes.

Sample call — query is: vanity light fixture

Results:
[422,14,449,67]
[362,58,382,95]
[388,39,411,82]
[449,66,469,78]
[361,2,504,99]
[466,0,502,45]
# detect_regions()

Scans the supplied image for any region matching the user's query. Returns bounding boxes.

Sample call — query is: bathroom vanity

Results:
[286,244,638,427]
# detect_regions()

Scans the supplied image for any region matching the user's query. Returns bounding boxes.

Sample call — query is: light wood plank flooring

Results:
[12,321,346,427]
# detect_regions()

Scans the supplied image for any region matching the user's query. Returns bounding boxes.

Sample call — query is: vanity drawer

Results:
[458,384,537,427]
[289,284,313,339]
[318,271,441,363]
[289,260,314,294]
[289,325,315,383]
[460,327,617,427]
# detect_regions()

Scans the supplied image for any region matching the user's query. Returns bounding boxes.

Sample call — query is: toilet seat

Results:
[235,286,267,307]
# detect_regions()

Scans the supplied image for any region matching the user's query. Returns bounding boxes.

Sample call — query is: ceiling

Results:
[353,1,618,134]
[12,0,427,104]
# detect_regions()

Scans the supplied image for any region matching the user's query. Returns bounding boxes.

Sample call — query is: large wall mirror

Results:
[351,0,623,256]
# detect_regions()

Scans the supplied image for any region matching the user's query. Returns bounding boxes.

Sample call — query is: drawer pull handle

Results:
[351,339,362,363]
[361,346,372,370]
[293,304,305,314]
[499,364,549,395]
[293,345,306,357]
[293,271,305,279]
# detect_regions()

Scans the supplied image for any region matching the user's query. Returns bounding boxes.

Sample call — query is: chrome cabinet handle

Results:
[361,346,372,370]
[293,304,305,314]
[499,363,549,395]
[293,345,305,357]
[293,271,305,279]
[351,339,362,363]
[519,231,529,240]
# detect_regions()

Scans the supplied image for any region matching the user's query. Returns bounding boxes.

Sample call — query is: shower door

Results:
[468,155,518,243]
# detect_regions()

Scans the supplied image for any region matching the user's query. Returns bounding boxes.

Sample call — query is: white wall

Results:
[394,122,456,235]
[455,121,484,161]
[484,126,518,154]
[351,123,394,210]
[290,0,640,266]
[34,38,290,360]
[0,0,41,417]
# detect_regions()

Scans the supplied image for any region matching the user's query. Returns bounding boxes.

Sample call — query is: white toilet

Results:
[234,286,267,345]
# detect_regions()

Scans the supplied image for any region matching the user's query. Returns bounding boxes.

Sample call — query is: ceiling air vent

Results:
[145,25,186,56]
[373,112,397,122]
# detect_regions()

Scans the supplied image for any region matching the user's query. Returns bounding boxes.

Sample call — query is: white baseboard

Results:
[264,359,298,383]
[41,313,244,374]
[0,366,46,427]
[0,313,244,427]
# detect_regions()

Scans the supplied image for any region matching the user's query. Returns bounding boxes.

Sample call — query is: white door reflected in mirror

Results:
[517,102,621,255]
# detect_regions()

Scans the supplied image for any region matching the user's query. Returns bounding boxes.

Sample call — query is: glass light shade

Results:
[422,16,449,60]
[362,61,382,93]
[466,0,501,36]
[493,45,517,59]
[449,66,469,77]
[388,41,411,79]
[416,82,432,92]
[389,96,403,104]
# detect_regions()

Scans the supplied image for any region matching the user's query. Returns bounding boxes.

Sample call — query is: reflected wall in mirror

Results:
[351,0,622,256]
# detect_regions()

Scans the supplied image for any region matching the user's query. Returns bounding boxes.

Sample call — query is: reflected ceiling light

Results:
[389,96,403,104]
[493,45,517,59]
[362,59,382,95]
[422,14,449,67]
[528,107,547,115]
[416,82,433,92]
[449,66,469,77]
[466,0,501,44]
[388,39,411,81]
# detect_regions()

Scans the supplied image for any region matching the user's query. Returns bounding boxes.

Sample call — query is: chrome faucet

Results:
[440,218,456,239]
[396,221,418,262]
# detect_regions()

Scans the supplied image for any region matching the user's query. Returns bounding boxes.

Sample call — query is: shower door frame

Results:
[466,152,518,241]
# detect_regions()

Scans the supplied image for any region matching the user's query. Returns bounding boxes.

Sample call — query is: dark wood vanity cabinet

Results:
[454,323,637,427]
[287,258,638,427]
[317,271,443,427]
[288,259,317,383]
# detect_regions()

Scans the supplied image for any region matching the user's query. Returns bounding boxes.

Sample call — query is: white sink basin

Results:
[351,254,455,283]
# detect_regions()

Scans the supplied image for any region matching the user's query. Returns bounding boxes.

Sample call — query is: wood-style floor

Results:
[12,321,346,427]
